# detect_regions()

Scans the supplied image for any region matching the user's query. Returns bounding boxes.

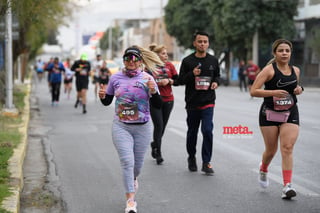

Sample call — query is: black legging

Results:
[239,75,247,91]
[51,82,61,102]
[150,101,174,153]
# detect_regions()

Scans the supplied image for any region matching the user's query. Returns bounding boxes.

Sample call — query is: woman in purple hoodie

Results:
[99,46,163,213]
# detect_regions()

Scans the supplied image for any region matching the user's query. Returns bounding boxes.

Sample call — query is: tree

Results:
[165,0,299,59]
[11,0,72,59]
[0,0,73,84]
[164,0,215,49]
[210,0,258,58]
[99,26,122,59]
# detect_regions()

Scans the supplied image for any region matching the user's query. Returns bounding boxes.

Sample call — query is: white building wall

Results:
[295,0,320,20]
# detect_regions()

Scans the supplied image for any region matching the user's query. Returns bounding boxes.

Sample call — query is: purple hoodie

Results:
[107,69,158,123]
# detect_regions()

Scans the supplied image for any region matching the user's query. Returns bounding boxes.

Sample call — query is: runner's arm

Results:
[150,93,162,109]
[100,94,114,106]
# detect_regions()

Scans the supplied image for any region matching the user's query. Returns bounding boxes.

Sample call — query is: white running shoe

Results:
[281,183,297,199]
[258,170,269,188]
[125,199,137,213]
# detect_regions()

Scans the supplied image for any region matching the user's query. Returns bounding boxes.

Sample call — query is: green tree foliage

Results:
[0,0,72,86]
[164,0,214,49]
[210,0,258,57]
[0,1,8,17]
[4,0,72,59]
[165,0,298,58]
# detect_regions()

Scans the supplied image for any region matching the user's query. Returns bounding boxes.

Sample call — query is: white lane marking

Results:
[167,127,186,138]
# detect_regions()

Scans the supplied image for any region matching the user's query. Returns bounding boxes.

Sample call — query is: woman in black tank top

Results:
[250,39,304,199]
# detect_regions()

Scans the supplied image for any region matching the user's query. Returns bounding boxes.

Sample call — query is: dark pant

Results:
[186,107,214,163]
[239,76,247,91]
[150,101,174,153]
[51,82,61,102]
[76,79,89,92]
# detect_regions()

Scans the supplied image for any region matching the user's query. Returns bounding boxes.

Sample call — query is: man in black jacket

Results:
[179,31,220,175]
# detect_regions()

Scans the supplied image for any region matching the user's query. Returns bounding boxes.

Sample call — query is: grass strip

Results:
[0,84,27,212]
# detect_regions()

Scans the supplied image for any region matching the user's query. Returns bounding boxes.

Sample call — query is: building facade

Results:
[114,17,182,61]
[294,0,320,85]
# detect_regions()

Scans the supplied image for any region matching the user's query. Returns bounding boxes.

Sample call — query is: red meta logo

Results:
[223,125,253,135]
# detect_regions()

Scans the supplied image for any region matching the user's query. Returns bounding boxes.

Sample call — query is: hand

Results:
[293,85,303,95]
[147,77,156,94]
[273,89,289,98]
[193,64,201,76]
[211,82,218,90]
[160,78,170,86]
[98,84,106,99]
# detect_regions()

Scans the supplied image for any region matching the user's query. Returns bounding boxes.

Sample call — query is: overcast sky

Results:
[57,0,169,51]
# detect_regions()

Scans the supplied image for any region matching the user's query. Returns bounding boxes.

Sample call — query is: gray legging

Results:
[112,120,152,193]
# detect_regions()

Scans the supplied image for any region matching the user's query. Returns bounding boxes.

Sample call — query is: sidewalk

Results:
[1,82,31,213]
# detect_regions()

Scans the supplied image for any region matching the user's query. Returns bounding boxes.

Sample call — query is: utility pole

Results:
[3,0,18,116]
[159,0,164,44]
[252,31,259,65]
[75,15,80,57]
[108,23,112,59]
[139,0,142,31]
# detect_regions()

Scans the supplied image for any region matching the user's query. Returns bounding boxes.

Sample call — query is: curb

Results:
[1,82,31,213]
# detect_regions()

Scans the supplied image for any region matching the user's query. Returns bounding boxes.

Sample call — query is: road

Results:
[22,73,320,213]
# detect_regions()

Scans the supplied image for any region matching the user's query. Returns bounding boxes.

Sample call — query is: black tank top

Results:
[263,62,298,109]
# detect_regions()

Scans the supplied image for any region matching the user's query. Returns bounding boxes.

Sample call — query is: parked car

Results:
[106,60,120,75]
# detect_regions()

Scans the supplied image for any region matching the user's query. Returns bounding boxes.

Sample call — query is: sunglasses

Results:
[124,55,141,62]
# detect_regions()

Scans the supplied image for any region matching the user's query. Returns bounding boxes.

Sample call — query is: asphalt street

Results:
[21,73,320,213]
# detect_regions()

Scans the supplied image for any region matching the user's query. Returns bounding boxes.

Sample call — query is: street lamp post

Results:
[108,23,112,59]
[159,0,164,44]
[3,0,18,116]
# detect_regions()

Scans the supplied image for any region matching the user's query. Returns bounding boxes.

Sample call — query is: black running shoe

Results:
[188,157,197,172]
[156,155,164,165]
[201,163,214,175]
[74,100,79,108]
[150,142,158,159]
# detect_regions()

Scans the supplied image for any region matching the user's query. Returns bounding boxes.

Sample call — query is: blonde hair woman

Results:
[250,39,304,199]
[99,46,162,213]
[132,45,164,73]
[148,43,179,165]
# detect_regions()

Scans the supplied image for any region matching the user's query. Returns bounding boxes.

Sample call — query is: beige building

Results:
[114,17,182,61]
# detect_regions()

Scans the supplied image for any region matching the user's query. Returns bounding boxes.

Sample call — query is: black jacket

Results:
[179,53,220,110]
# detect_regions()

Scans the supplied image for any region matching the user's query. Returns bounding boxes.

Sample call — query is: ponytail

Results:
[136,46,164,73]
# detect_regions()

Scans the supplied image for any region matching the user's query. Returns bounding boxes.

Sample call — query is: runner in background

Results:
[98,60,111,91]
[71,53,91,114]
[34,59,45,82]
[63,58,74,100]
[91,54,103,100]
[246,59,260,97]
[238,59,247,92]
[46,57,65,106]
[44,57,54,92]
